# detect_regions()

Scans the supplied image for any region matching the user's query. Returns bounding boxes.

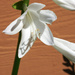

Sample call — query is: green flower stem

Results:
[12,0,29,75]
[12,31,21,75]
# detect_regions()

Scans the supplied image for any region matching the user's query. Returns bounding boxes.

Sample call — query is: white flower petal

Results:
[53,37,75,63]
[54,37,75,51]
[29,10,54,45]
[3,19,23,35]
[23,10,36,29]
[38,23,54,45]
[18,26,34,58]
[38,10,57,24]
[3,10,28,35]
[53,0,75,10]
[28,3,45,11]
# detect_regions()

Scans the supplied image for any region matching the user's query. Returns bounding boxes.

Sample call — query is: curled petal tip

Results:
[2,30,5,33]
[2,29,9,34]
[28,3,46,11]
[38,10,57,24]
[2,30,6,33]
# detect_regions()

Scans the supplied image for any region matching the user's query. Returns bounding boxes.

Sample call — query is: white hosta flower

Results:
[3,3,57,58]
[53,37,75,63]
[53,0,75,10]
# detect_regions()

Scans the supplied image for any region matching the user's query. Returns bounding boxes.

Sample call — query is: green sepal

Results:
[12,1,23,10]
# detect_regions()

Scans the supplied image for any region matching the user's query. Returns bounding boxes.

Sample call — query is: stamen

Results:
[37,29,40,31]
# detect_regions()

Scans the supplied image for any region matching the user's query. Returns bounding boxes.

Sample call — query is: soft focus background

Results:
[0,0,75,75]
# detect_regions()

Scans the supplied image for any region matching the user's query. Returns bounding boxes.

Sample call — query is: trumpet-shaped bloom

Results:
[53,37,75,63]
[53,0,75,10]
[3,3,57,58]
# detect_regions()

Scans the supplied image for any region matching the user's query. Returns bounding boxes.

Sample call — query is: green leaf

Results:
[12,1,23,10]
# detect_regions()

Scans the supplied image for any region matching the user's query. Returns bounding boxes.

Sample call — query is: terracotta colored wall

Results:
[0,0,75,75]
